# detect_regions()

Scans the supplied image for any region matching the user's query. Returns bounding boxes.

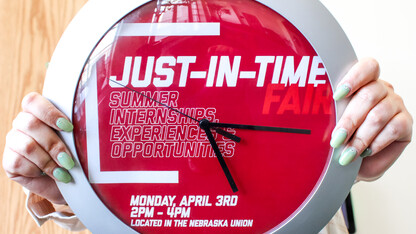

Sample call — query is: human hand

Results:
[330,58,413,181]
[3,92,75,204]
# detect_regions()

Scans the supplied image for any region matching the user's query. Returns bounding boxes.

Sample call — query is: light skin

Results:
[2,58,413,204]
[3,92,74,204]
[331,58,412,181]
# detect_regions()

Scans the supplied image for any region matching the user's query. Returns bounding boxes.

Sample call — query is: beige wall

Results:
[0,0,90,233]
[321,0,416,233]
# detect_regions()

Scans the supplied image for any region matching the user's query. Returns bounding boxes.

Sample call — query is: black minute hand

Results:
[209,122,311,135]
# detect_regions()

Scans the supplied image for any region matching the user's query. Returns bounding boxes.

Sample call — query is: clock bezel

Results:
[42,0,359,233]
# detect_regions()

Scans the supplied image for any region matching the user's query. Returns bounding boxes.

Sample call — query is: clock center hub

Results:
[199,119,211,130]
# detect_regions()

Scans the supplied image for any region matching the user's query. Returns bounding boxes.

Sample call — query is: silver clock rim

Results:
[42,0,359,233]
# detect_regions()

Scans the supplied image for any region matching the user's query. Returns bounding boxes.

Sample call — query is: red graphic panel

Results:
[73,0,336,233]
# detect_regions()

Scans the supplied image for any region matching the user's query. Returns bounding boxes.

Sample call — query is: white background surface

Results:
[320,0,416,233]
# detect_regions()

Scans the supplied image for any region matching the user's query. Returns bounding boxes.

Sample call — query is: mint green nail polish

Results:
[56,118,73,132]
[339,147,357,166]
[330,128,348,148]
[360,148,372,158]
[57,152,75,170]
[53,168,72,183]
[333,84,351,101]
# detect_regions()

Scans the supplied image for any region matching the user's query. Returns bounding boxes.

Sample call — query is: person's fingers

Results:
[339,110,411,169]
[5,129,72,183]
[21,92,73,132]
[333,75,412,167]
[337,93,402,165]
[2,147,43,178]
[367,111,412,156]
[333,58,380,100]
[14,175,66,204]
[329,57,413,180]
[330,80,388,149]
[3,146,65,204]
[354,94,400,147]
[12,112,75,170]
[358,140,410,182]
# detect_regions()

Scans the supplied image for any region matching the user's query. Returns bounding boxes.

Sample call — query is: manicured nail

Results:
[360,148,372,158]
[333,84,351,101]
[56,117,73,132]
[330,128,348,148]
[339,147,357,166]
[57,152,75,170]
[53,168,72,183]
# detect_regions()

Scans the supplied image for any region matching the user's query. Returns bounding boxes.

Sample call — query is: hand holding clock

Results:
[2,92,73,204]
[330,58,413,181]
[2,58,413,203]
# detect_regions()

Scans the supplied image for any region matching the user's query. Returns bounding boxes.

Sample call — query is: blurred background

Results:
[0,0,415,233]
[0,1,91,234]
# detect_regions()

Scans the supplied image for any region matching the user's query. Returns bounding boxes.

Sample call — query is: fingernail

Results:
[56,118,73,132]
[53,168,72,183]
[360,148,372,158]
[57,152,75,170]
[333,84,351,101]
[330,128,348,148]
[339,147,357,166]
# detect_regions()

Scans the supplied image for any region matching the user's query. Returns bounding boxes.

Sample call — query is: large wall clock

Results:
[43,0,360,233]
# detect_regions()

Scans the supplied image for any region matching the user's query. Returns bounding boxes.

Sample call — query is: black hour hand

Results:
[199,119,238,193]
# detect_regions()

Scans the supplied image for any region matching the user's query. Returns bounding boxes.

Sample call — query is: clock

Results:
[42,0,360,233]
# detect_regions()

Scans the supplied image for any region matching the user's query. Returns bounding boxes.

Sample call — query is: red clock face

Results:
[73,0,335,233]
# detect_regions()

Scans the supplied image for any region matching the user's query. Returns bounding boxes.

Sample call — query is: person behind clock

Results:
[2,58,413,233]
